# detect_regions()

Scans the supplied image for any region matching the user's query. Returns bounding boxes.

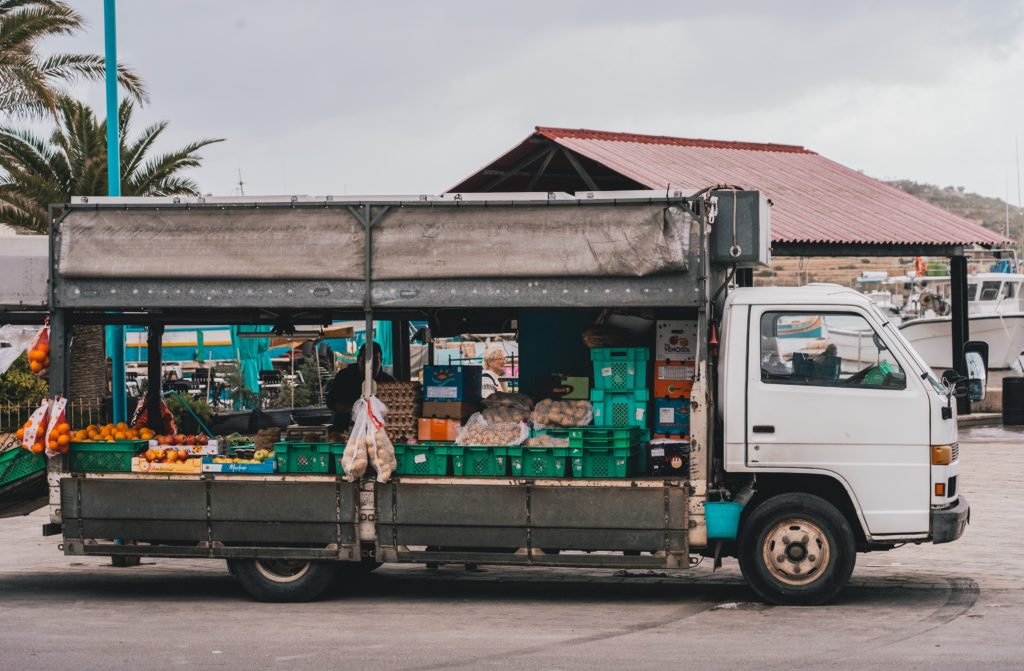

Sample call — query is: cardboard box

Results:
[130,457,203,474]
[423,365,483,402]
[418,418,461,442]
[653,362,695,398]
[201,457,276,474]
[656,321,698,362]
[149,439,219,456]
[422,400,478,421]
[648,442,690,477]
[534,374,590,400]
[654,398,690,434]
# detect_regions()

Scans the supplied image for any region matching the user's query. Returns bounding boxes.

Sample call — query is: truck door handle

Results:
[752,425,775,434]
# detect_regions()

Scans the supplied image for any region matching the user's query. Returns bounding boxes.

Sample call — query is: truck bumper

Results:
[931,495,970,544]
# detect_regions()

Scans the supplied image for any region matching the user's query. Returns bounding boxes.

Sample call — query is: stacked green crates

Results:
[275,442,333,474]
[0,447,46,487]
[587,347,649,477]
[69,440,147,473]
[393,442,457,476]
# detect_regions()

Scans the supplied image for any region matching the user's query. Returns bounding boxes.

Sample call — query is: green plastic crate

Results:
[568,426,643,449]
[69,440,147,473]
[452,445,508,477]
[275,442,333,474]
[508,445,568,478]
[393,442,456,476]
[570,445,640,478]
[0,448,46,486]
[591,388,650,427]
[591,347,650,391]
[529,427,572,440]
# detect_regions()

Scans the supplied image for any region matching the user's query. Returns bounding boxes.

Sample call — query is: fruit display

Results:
[141,447,194,464]
[72,423,155,443]
[208,448,274,465]
[27,328,50,376]
[150,434,217,455]
[18,400,50,454]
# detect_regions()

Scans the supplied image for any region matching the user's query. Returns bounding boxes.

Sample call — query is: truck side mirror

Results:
[964,350,987,403]
[964,340,989,372]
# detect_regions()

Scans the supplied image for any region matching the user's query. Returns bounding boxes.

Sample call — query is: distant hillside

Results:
[758,180,1023,287]
[887,180,1023,246]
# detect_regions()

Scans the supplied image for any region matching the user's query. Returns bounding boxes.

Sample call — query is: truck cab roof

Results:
[726,284,873,308]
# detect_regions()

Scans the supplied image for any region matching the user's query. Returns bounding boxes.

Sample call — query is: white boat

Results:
[898,272,1024,370]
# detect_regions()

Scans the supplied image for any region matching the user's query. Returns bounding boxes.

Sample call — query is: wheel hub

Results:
[254,559,312,584]
[763,519,829,586]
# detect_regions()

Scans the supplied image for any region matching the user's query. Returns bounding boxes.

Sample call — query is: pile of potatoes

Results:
[531,399,593,428]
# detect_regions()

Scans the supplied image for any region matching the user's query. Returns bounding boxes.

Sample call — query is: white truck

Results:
[15,189,974,605]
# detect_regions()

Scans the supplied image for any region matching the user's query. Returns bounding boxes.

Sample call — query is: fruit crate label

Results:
[414,453,427,464]
[426,387,458,399]
[601,367,613,377]
[659,407,676,423]
[650,447,665,457]
[658,366,689,380]
[635,408,645,422]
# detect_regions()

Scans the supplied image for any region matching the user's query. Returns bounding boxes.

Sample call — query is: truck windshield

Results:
[865,302,947,394]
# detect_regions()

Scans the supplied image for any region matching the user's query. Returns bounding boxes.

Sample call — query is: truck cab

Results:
[718,284,969,603]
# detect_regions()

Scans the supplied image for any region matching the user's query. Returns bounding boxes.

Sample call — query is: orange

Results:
[27,349,43,362]
[47,440,57,451]
[116,422,128,431]
[57,423,70,434]
[58,445,69,454]
[29,360,42,373]
[30,443,44,454]
[16,428,24,439]
[113,431,126,440]
[57,435,70,446]
[38,342,48,354]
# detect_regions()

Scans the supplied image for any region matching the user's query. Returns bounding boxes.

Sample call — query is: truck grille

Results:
[951,442,959,462]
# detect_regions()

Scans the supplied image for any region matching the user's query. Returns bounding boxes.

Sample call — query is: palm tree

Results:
[0,95,223,232]
[0,0,146,117]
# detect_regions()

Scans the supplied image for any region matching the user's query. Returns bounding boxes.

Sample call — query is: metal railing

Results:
[0,397,110,433]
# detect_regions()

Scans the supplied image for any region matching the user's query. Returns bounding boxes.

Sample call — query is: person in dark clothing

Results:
[325,342,395,431]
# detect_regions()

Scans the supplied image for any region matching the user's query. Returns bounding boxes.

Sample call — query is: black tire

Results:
[228,558,337,603]
[738,493,856,606]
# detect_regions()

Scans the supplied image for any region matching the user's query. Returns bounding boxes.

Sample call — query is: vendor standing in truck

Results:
[480,347,507,399]
[326,343,395,431]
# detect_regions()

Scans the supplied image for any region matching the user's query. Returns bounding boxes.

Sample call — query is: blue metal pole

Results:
[104,0,126,424]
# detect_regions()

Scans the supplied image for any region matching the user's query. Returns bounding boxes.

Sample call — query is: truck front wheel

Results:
[228,559,337,602]
[738,493,856,606]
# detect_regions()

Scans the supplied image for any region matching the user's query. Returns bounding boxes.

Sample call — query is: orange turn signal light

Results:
[935,483,946,497]
[931,445,952,466]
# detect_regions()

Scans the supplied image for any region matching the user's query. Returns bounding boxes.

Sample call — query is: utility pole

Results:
[105,0,126,424]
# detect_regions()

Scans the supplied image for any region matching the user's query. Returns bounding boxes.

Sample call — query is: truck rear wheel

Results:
[228,559,337,602]
[738,493,856,606]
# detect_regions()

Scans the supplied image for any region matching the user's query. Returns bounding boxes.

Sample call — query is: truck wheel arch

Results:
[739,472,869,546]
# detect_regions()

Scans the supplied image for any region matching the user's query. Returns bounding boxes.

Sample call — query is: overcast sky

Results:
[50,0,1024,201]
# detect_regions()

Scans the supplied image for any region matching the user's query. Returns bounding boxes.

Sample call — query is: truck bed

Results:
[58,474,689,569]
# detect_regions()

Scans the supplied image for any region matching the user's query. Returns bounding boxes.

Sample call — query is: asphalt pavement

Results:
[0,425,1021,670]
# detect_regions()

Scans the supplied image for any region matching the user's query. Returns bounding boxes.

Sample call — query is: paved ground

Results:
[0,426,1021,670]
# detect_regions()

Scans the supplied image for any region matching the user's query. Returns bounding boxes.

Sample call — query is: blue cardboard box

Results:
[654,398,690,435]
[423,365,483,402]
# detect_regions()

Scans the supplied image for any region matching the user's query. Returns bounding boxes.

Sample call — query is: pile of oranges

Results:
[71,423,155,444]
[27,342,50,374]
[15,421,71,454]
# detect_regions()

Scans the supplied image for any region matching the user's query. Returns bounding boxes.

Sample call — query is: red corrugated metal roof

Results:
[462,126,1012,247]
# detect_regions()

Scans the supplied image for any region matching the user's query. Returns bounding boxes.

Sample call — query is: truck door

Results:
[746,308,930,536]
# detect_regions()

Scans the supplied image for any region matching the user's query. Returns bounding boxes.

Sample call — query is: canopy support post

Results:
[146,325,163,429]
[950,255,971,414]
